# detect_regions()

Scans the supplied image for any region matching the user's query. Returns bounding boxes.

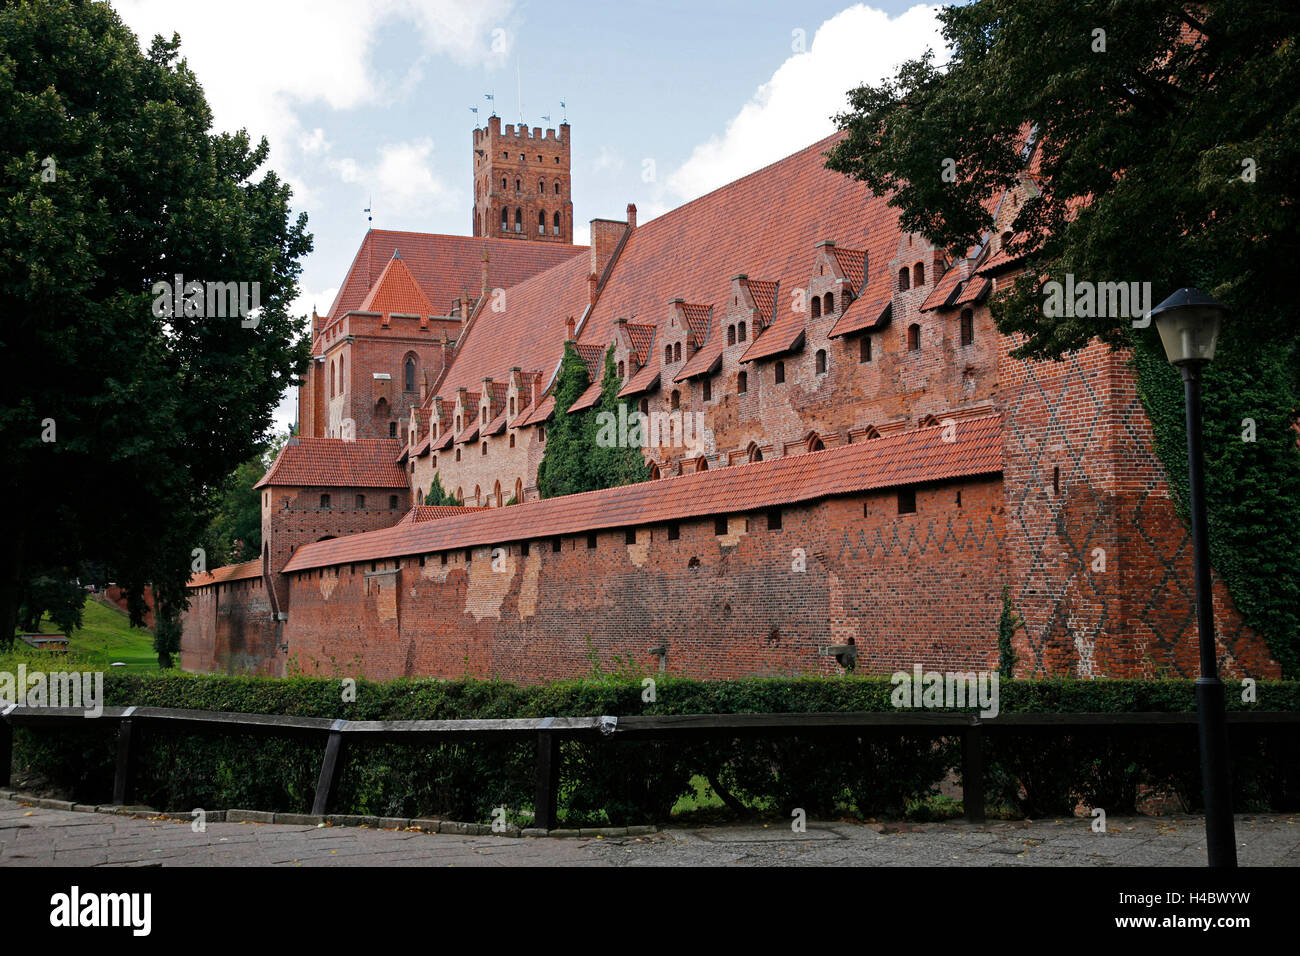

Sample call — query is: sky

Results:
[110,0,949,432]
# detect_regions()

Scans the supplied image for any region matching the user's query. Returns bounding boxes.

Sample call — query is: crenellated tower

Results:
[472,115,573,244]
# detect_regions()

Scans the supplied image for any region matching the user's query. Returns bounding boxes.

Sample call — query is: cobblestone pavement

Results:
[2,798,1297,866]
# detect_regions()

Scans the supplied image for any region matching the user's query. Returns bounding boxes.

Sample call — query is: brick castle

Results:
[180,116,1280,682]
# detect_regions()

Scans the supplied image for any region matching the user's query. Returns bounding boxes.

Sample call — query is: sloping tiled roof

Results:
[188,559,261,588]
[828,270,893,339]
[831,247,867,292]
[681,303,712,343]
[626,323,655,364]
[581,132,901,370]
[568,380,604,413]
[517,394,555,426]
[618,365,659,399]
[254,438,408,489]
[952,276,990,307]
[436,253,593,397]
[674,345,722,382]
[748,280,778,325]
[399,505,487,524]
[325,230,586,324]
[919,265,965,312]
[283,414,1002,572]
[357,253,436,316]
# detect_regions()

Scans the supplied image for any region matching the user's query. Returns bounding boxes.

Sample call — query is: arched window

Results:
[665,344,673,364]
[674,342,681,362]
[494,481,502,507]
[329,360,335,398]
[455,447,461,462]
[727,326,736,345]
[696,456,708,472]
[500,177,506,189]
[864,425,882,440]
[456,487,464,502]
[514,208,522,232]
[509,433,515,448]
[815,349,827,374]
[649,462,661,480]
[617,360,625,378]
[417,489,424,506]
[908,324,921,350]
[539,210,546,232]
[554,182,560,195]
[539,179,544,193]
[960,309,974,346]
[515,179,520,191]
[824,292,834,314]
[474,485,481,505]
[913,263,925,287]
[553,211,561,235]
[919,414,940,428]
[670,390,680,410]
[481,441,487,456]
[404,355,416,392]
[807,433,824,452]
[737,322,746,341]
[501,207,508,230]
[515,478,522,502]
[737,371,748,394]
[509,396,516,416]
[898,268,910,291]
[748,442,763,462]
[774,361,785,384]
[811,296,821,318]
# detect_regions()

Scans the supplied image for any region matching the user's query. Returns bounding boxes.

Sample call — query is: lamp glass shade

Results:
[1154,309,1221,366]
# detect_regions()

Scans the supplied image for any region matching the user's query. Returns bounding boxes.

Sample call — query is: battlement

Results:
[475,115,568,144]
[472,115,574,242]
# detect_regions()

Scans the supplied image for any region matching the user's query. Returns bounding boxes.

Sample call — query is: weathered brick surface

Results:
[181,576,282,676]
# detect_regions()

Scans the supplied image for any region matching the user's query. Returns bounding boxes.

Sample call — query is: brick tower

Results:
[472,114,573,244]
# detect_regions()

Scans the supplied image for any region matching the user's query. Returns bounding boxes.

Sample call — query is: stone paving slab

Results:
[0,798,1297,867]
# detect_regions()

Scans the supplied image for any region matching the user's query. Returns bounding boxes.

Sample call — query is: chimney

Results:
[566,316,576,341]
[589,218,626,282]
[626,203,637,229]
[480,248,490,296]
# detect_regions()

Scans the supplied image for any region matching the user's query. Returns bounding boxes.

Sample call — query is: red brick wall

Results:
[473,116,574,244]
[180,577,284,676]
[274,479,1004,682]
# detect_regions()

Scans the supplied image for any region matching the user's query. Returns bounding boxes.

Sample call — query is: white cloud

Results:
[663,4,946,207]
[111,0,515,171]
[330,138,458,219]
[591,145,624,175]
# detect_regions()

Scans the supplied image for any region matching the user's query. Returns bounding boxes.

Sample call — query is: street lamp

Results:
[1148,286,1236,868]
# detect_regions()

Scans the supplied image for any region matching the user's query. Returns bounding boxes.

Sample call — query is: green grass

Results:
[11,599,159,673]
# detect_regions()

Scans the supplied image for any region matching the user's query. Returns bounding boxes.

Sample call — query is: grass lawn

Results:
[23,598,159,673]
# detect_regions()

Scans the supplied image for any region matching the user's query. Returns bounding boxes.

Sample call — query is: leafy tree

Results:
[425,473,461,506]
[589,347,652,488]
[826,0,1300,673]
[536,342,593,498]
[17,567,86,634]
[0,1,312,649]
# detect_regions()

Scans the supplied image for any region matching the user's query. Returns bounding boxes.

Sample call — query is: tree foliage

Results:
[0,1,312,646]
[203,431,290,569]
[425,473,461,507]
[826,0,1300,673]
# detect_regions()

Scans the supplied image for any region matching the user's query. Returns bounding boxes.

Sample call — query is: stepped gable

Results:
[283,414,1002,572]
[323,229,587,327]
[254,437,408,489]
[436,252,593,398]
[576,132,901,371]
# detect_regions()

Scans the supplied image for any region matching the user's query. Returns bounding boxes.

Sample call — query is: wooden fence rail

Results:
[3,704,1297,827]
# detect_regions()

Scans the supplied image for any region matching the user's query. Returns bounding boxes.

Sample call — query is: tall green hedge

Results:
[13,673,1300,824]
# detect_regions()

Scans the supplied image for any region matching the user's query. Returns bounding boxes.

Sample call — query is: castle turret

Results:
[472,114,574,244]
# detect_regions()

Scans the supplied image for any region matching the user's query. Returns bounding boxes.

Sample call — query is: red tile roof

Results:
[325,230,586,324]
[831,247,867,292]
[436,253,593,398]
[828,271,893,339]
[568,380,604,413]
[618,365,659,398]
[517,393,555,426]
[919,265,966,312]
[681,303,712,343]
[581,132,901,370]
[952,276,990,307]
[674,344,722,382]
[283,414,1002,572]
[254,438,408,489]
[188,559,262,588]
[747,280,779,326]
[626,323,656,364]
[357,252,435,317]
[399,505,488,524]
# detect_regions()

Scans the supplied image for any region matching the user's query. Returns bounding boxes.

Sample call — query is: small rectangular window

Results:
[898,488,917,514]
[702,379,712,402]
[552,537,561,553]
[860,337,872,362]
[441,553,448,565]
[521,541,530,557]
[586,532,598,549]
[625,528,637,545]
[767,509,782,530]
[714,516,728,535]
[389,495,399,510]
[464,548,473,563]
[667,523,680,541]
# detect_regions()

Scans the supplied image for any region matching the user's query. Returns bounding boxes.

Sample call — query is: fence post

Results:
[963,717,985,824]
[312,719,347,816]
[112,707,138,806]
[0,705,13,789]
[534,720,561,831]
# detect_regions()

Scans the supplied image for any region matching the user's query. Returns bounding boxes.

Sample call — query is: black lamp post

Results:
[1148,287,1236,868]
